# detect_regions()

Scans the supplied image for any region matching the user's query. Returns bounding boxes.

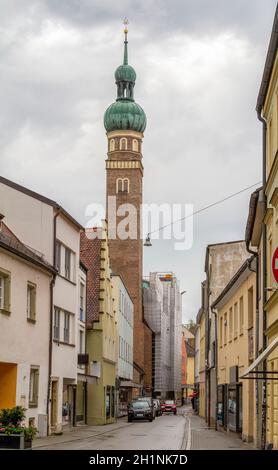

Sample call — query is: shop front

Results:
[217,381,242,433]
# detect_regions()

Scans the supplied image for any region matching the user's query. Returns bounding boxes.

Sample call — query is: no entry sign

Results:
[272,247,278,283]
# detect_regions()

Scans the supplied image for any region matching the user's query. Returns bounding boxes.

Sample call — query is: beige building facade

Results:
[213,258,256,443]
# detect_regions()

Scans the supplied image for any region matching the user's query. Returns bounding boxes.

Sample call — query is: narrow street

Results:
[33,406,253,451]
[33,408,187,451]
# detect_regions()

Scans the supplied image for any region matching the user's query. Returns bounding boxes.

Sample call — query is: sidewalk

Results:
[33,417,130,449]
[184,408,254,450]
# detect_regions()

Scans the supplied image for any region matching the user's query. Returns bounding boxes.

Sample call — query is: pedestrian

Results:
[191,396,195,410]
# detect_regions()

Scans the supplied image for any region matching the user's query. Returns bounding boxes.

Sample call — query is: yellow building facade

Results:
[199,309,206,419]
[81,224,117,425]
[263,51,278,449]
[213,260,256,443]
[257,9,278,449]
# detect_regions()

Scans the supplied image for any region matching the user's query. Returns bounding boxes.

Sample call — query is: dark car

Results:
[134,397,156,419]
[153,398,162,416]
[161,400,177,415]
[128,400,153,422]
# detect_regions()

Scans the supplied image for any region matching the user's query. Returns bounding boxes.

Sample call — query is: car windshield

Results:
[132,401,149,409]
[165,400,174,405]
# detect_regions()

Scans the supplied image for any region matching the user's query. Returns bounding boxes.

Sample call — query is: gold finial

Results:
[123,17,129,35]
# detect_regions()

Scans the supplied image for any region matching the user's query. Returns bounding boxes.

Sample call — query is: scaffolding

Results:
[143,272,182,399]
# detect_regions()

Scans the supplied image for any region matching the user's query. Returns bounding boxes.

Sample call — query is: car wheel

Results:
[174,411,177,415]
[128,417,132,422]
[149,418,153,422]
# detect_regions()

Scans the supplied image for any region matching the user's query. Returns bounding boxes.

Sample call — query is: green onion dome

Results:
[104,27,146,134]
[115,64,136,83]
[104,100,146,133]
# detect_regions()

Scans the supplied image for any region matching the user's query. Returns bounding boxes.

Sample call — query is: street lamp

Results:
[144,234,152,247]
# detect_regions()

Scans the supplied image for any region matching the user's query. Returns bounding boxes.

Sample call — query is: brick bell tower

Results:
[104,21,147,389]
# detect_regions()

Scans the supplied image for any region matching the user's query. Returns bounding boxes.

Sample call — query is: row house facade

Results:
[212,257,257,443]
[80,224,117,425]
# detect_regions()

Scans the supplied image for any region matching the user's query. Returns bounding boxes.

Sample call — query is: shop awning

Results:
[240,335,278,379]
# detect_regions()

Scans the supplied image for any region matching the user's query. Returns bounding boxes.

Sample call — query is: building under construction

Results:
[143,273,182,402]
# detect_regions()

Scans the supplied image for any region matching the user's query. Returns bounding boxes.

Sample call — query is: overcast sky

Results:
[0,0,277,322]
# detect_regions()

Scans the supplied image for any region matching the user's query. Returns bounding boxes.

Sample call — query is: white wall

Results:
[0,250,51,434]
[113,276,133,381]
[0,182,54,263]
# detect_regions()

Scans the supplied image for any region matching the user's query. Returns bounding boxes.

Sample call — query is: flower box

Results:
[0,433,32,450]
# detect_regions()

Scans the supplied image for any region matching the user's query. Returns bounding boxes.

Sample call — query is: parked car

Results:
[127,401,153,422]
[161,400,177,415]
[153,398,162,416]
[134,397,156,419]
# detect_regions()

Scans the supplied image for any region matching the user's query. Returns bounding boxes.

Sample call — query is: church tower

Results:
[104,21,147,388]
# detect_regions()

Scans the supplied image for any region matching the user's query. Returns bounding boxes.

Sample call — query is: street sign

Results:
[272,247,278,283]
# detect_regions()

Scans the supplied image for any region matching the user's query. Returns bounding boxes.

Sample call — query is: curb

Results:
[33,421,133,449]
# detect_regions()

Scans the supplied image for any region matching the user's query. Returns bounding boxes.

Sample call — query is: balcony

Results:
[78,353,89,365]
[248,328,254,362]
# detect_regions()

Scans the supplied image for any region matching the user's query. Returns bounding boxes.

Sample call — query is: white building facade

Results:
[0,218,55,436]
[112,274,133,416]
[0,176,82,434]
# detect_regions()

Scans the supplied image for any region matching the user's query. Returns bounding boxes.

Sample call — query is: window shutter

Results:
[5,276,11,311]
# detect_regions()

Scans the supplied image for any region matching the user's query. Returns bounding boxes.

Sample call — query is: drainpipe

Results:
[212,308,218,431]
[257,111,267,449]
[46,210,60,435]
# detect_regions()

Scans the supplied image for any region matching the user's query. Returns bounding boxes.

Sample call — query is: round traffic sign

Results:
[272,247,278,283]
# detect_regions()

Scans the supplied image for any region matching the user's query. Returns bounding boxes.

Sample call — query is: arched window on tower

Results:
[123,178,129,192]
[110,139,115,152]
[132,139,138,152]
[116,178,130,193]
[120,138,127,150]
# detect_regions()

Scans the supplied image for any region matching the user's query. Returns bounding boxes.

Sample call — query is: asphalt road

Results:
[36,411,187,450]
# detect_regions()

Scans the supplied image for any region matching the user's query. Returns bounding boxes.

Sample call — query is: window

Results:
[0,270,11,313]
[64,312,70,343]
[55,241,61,272]
[54,308,60,340]
[239,297,244,335]
[248,287,254,329]
[120,138,127,150]
[65,248,71,280]
[110,139,115,152]
[29,367,39,408]
[229,307,233,341]
[123,178,129,192]
[80,283,85,322]
[219,316,223,347]
[132,139,138,152]
[27,283,36,321]
[234,303,238,338]
[116,178,129,193]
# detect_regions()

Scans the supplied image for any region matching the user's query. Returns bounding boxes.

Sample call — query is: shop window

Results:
[106,386,111,418]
